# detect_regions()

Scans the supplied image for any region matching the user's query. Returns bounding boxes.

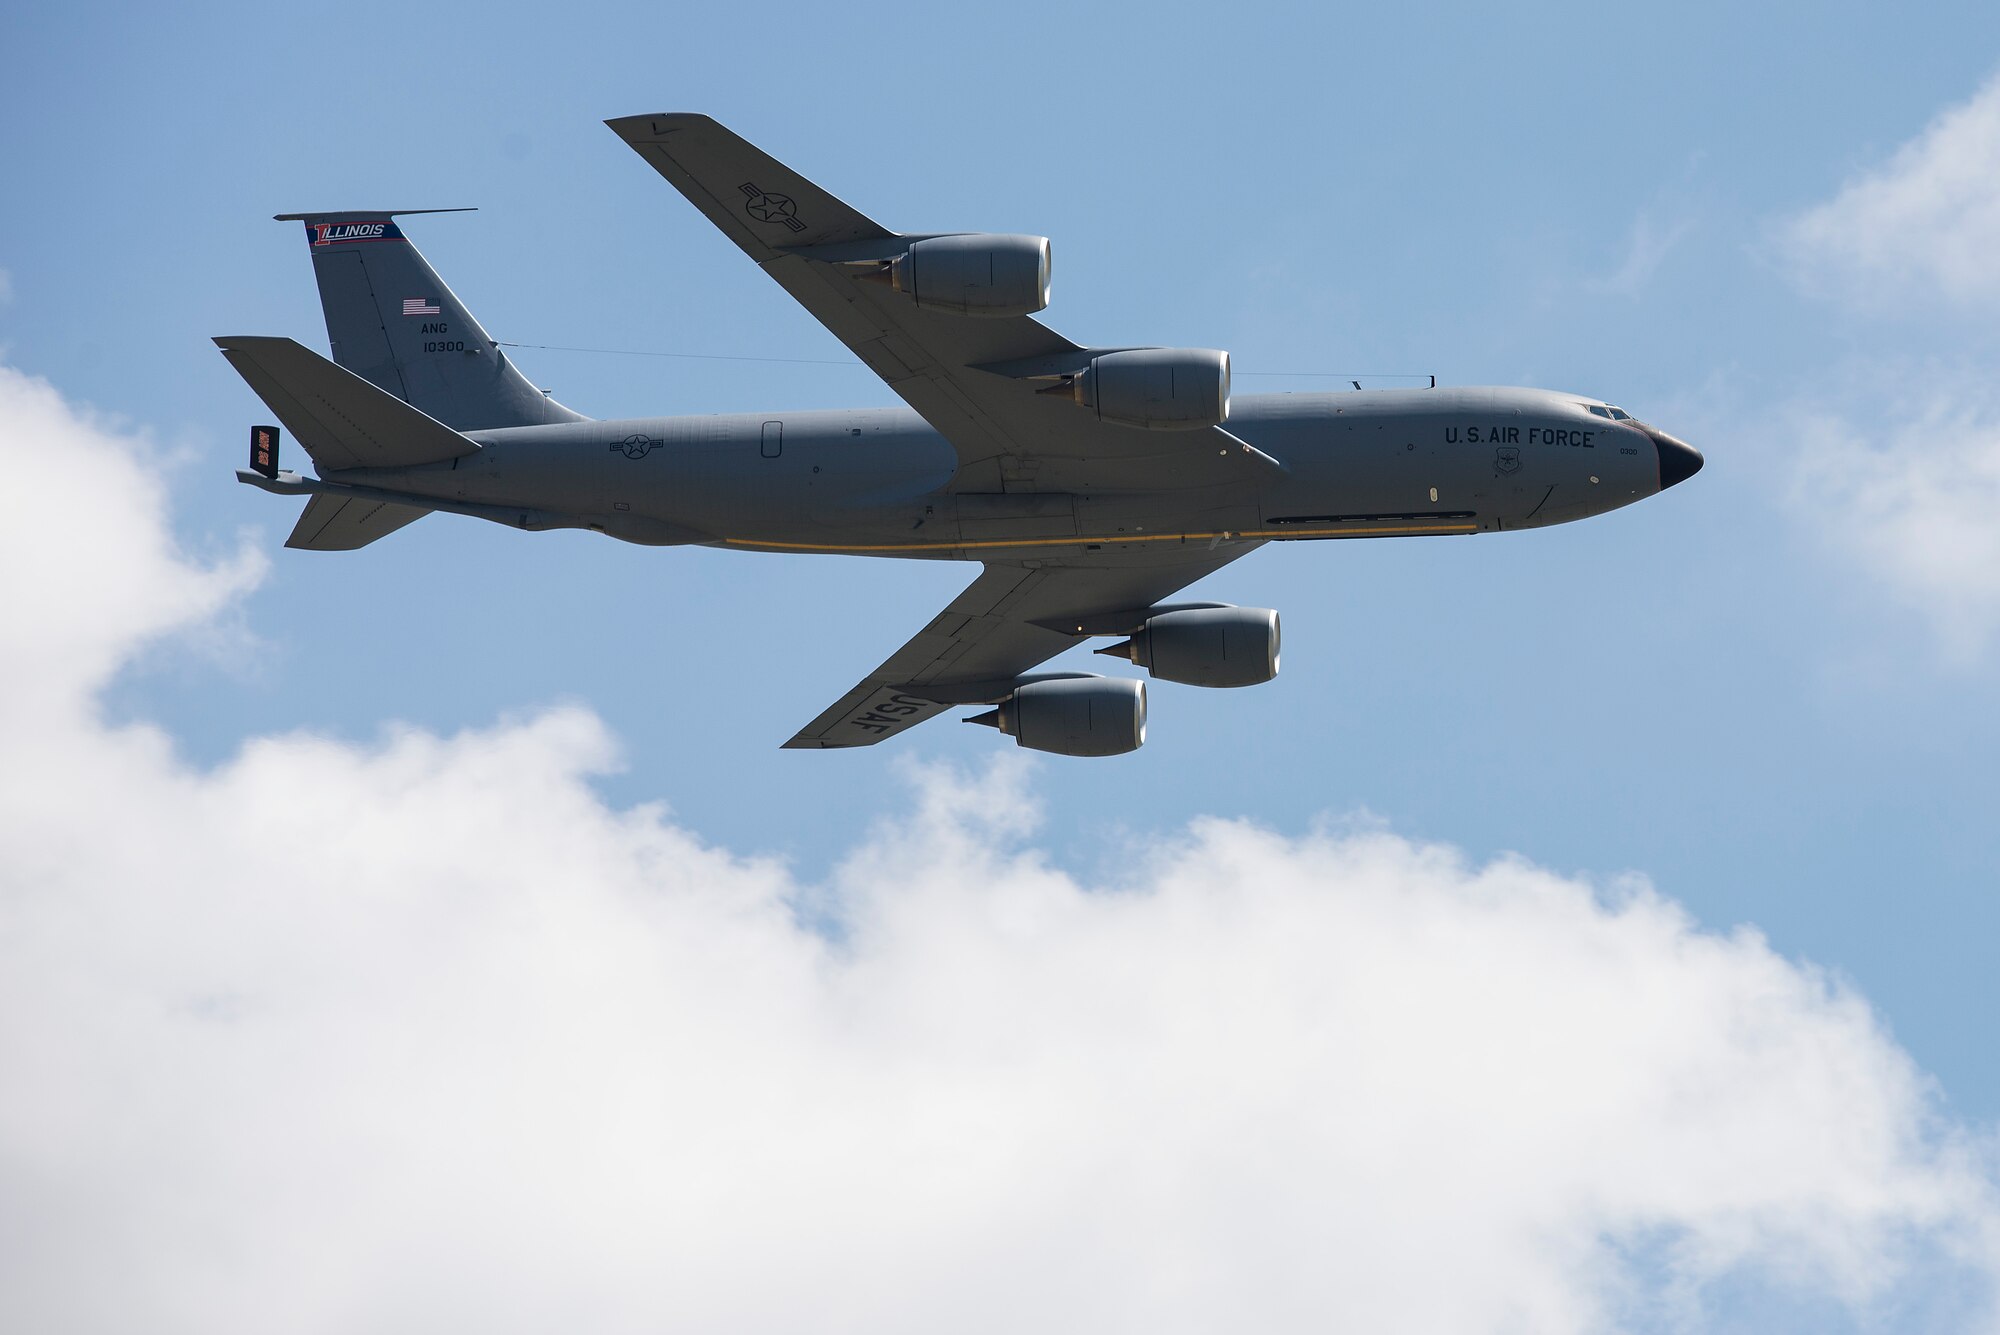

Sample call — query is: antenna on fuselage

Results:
[1351,380,1361,391]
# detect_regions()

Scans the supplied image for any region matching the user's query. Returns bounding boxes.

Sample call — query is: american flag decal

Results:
[402,297,441,316]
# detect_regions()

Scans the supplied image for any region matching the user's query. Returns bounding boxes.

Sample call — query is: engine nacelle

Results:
[1102,606,1279,688]
[1068,348,1230,430]
[888,234,1051,317]
[972,677,1146,757]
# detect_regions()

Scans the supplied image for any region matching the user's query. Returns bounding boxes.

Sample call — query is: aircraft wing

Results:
[605,114,1275,492]
[784,546,1260,749]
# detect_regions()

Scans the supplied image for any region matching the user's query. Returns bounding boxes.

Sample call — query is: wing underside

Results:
[785,548,1258,749]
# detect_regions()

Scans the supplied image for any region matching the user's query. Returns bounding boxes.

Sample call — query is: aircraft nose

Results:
[1642,423,1704,490]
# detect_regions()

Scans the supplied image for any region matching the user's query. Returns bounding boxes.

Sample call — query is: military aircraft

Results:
[221,114,1701,756]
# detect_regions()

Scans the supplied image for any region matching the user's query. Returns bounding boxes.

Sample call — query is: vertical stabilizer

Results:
[276,210,587,430]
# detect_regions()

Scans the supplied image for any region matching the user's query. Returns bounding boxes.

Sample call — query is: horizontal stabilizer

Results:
[214,335,479,473]
[272,208,476,222]
[285,493,431,551]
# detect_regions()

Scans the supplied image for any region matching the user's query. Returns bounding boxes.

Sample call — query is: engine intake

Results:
[884,234,1051,317]
[1099,606,1279,688]
[966,677,1146,756]
[1061,348,1230,430]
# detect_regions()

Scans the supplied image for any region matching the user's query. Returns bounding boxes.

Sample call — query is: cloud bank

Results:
[1784,72,2000,310]
[1776,72,2000,656]
[2,365,1996,1334]
[1789,380,2000,660]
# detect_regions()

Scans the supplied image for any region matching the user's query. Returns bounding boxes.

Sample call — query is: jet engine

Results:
[1059,348,1231,430]
[1098,606,1279,687]
[966,677,1146,756]
[882,233,1052,317]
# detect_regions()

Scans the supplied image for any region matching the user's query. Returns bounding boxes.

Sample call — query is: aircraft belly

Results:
[704,490,1262,562]
[955,492,1077,542]
[1527,457,1656,525]
[1245,400,1663,537]
[669,421,949,519]
[1259,443,1479,537]
[349,396,1660,552]
[441,415,957,541]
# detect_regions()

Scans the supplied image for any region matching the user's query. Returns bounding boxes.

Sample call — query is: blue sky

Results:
[6,3,2000,1329]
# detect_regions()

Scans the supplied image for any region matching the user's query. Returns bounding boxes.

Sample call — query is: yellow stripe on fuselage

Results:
[721,523,1479,555]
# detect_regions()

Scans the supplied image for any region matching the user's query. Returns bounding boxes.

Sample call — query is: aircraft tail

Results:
[276,209,587,431]
[217,334,481,549]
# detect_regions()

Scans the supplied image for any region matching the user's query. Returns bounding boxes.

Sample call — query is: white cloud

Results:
[2,365,1998,1334]
[1784,71,2000,309]
[1787,376,2000,660]
[0,367,261,725]
[1776,75,2000,654]
[1589,211,1693,297]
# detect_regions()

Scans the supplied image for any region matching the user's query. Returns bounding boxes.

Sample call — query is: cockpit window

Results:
[1586,405,1612,419]
[1608,407,1631,421]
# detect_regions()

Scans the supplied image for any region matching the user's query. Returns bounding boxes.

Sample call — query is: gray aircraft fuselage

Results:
[334,385,1684,562]
[222,115,1707,753]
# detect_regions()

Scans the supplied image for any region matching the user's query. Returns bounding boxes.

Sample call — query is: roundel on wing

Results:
[737,180,808,233]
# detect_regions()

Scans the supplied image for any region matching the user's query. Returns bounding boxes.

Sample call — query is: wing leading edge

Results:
[604,113,1277,493]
